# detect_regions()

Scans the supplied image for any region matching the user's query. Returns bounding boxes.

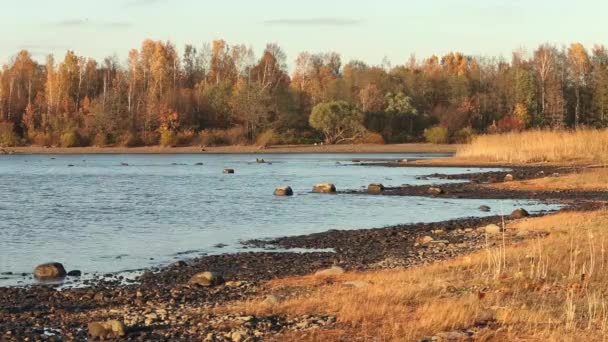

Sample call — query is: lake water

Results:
[0,153,558,286]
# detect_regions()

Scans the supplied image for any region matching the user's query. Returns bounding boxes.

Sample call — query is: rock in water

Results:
[367,183,385,194]
[312,183,336,193]
[189,272,224,287]
[33,262,66,279]
[504,174,514,182]
[479,205,491,212]
[88,320,126,339]
[511,208,530,219]
[427,187,443,195]
[67,270,82,277]
[315,266,345,277]
[223,168,235,174]
[274,186,294,196]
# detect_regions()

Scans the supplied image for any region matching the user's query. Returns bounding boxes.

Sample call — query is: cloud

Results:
[263,17,363,27]
[51,19,132,28]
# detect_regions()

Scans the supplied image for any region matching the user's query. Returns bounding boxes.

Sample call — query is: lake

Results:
[0,153,557,286]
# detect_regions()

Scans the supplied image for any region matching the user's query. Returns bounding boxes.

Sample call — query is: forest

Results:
[1,39,607,147]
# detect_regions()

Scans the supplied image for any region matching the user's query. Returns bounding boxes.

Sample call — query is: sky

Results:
[1,0,607,68]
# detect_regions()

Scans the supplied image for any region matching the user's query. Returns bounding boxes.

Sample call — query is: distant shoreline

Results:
[5,143,459,155]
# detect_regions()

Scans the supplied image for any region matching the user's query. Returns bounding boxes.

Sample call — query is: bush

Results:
[452,127,475,144]
[0,122,19,147]
[356,131,386,144]
[256,129,280,147]
[141,131,160,146]
[59,130,81,147]
[28,131,53,147]
[225,126,248,145]
[93,133,109,147]
[160,129,177,147]
[423,126,449,144]
[200,129,229,146]
[117,132,141,147]
[176,129,198,146]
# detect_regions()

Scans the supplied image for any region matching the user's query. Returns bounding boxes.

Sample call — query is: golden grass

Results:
[456,129,608,164]
[492,168,608,191]
[225,210,608,341]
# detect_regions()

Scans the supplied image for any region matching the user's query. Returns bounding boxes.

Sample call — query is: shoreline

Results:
[1,162,606,340]
[3,143,459,155]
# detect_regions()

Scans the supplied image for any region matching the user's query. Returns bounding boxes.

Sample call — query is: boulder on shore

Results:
[67,270,82,277]
[274,186,293,196]
[34,262,66,279]
[189,271,224,287]
[88,320,126,339]
[511,208,530,219]
[367,183,385,194]
[427,187,443,195]
[223,168,235,174]
[313,183,336,193]
[504,174,514,182]
[482,224,502,235]
[315,266,345,277]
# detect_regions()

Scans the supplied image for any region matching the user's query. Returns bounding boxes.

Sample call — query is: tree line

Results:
[0,39,607,147]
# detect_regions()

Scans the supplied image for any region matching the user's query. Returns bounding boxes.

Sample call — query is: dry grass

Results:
[456,129,608,164]
[492,168,608,192]
[224,210,608,341]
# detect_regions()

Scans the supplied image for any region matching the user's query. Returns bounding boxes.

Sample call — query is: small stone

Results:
[419,236,434,244]
[482,224,501,235]
[504,174,514,182]
[223,168,235,174]
[315,266,345,277]
[511,208,530,219]
[88,320,126,339]
[367,183,385,194]
[33,262,66,279]
[274,186,294,196]
[262,295,279,306]
[479,205,491,212]
[225,281,245,288]
[194,162,204,166]
[189,271,224,287]
[312,183,336,193]
[428,187,443,195]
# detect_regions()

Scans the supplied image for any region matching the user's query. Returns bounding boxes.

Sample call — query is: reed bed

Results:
[456,129,608,164]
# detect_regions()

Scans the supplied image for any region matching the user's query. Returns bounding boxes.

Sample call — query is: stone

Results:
[482,224,501,235]
[262,295,279,306]
[367,183,385,194]
[428,187,443,195]
[273,186,294,196]
[419,236,434,244]
[510,208,530,219]
[479,205,491,212]
[504,174,514,182]
[312,183,336,193]
[314,266,345,277]
[189,272,224,287]
[88,320,126,339]
[231,330,248,342]
[223,169,235,174]
[67,270,81,277]
[33,262,66,279]
[194,162,204,166]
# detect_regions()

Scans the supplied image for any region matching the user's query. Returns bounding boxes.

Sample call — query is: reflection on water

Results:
[0,153,558,286]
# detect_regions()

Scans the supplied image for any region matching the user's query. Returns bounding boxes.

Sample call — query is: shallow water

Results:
[0,153,558,286]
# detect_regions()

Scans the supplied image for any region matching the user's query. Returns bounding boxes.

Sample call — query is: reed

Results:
[456,129,608,164]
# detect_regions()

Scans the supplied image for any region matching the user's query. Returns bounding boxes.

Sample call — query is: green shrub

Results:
[452,127,475,144]
[256,129,280,147]
[423,126,449,144]
[59,130,81,147]
[0,122,19,147]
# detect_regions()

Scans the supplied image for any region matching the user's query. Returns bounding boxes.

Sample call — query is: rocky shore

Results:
[1,164,606,341]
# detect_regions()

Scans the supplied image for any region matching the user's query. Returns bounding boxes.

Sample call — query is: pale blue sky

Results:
[1,0,607,68]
